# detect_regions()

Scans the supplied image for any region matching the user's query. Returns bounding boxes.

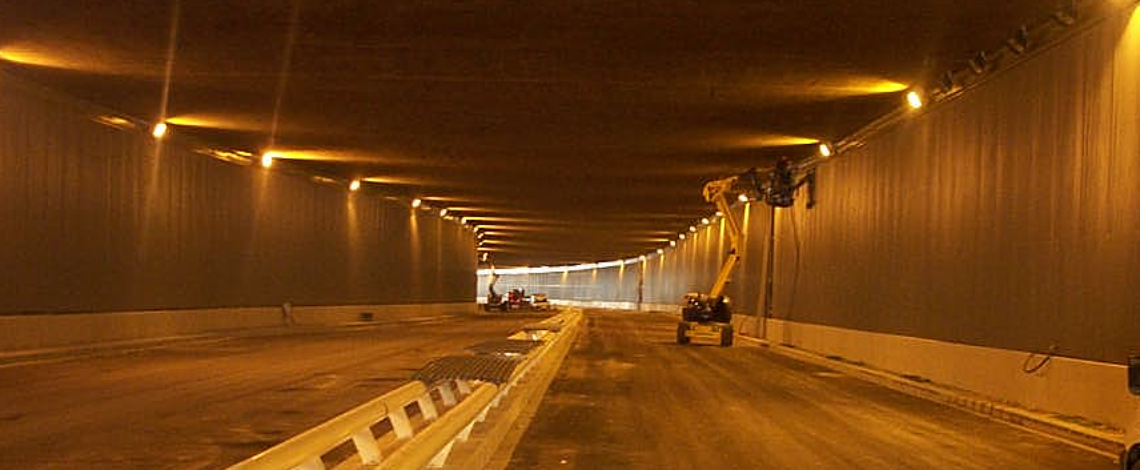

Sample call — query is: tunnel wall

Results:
[482,5,1140,427]
[773,6,1140,365]
[0,71,476,317]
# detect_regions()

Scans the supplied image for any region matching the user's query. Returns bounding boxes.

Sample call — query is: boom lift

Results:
[677,158,815,346]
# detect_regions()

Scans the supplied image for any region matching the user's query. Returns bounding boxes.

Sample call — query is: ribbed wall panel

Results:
[0,74,475,314]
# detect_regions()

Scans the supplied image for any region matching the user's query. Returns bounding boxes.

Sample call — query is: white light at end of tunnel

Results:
[151,122,167,139]
[819,143,832,158]
[349,179,361,191]
[260,152,274,168]
[906,91,923,109]
[412,198,422,208]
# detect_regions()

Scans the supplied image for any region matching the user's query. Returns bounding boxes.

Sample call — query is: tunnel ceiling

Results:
[1,0,1057,267]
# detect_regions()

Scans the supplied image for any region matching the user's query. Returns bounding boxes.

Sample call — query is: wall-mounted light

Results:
[460,216,468,224]
[260,152,275,168]
[738,193,750,203]
[906,91,924,109]
[656,248,664,255]
[151,122,168,139]
[481,253,489,262]
[679,233,686,240]
[968,51,989,74]
[689,225,697,233]
[670,240,677,247]
[349,179,361,191]
[818,143,832,158]
[701,217,710,225]
[1007,26,1029,54]
[639,255,647,262]
[411,198,423,208]
[439,208,448,217]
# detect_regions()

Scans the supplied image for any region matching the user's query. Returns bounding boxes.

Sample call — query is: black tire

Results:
[720,324,734,347]
[676,322,691,344]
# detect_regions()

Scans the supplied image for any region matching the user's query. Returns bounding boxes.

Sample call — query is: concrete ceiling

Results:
[0,0,1058,267]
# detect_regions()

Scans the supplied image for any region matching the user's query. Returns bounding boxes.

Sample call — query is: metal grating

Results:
[467,339,544,356]
[412,355,521,385]
[521,321,563,332]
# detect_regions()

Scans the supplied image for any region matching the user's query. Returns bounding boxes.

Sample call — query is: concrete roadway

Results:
[506,311,1116,470]
[0,313,544,470]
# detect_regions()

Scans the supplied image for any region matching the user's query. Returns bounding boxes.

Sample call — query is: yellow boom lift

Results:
[677,158,815,346]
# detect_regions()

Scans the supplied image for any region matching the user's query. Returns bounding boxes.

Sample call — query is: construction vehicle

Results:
[483,272,508,312]
[677,159,815,346]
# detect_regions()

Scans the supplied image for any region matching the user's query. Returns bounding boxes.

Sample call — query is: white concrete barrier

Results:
[225,309,582,470]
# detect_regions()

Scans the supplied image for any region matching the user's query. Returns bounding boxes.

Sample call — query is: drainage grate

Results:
[412,355,521,385]
[467,339,544,356]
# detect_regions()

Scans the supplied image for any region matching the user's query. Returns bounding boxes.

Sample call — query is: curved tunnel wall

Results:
[0,73,476,315]
[487,5,1140,365]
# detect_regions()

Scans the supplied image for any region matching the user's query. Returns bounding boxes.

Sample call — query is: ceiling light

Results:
[656,248,664,255]
[968,51,989,74]
[349,179,361,191]
[411,198,422,208]
[260,152,274,168]
[439,208,448,217]
[1007,26,1029,55]
[477,232,485,239]
[670,240,677,247]
[906,91,923,109]
[738,193,750,203]
[679,233,686,240]
[639,255,647,262]
[461,217,468,224]
[689,226,697,233]
[481,253,488,262]
[715,211,723,217]
[701,218,710,225]
[151,122,167,138]
[819,143,832,158]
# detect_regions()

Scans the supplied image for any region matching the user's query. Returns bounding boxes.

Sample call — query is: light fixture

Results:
[906,90,923,109]
[689,226,697,233]
[670,240,677,247]
[715,211,723,217]
[656,248,664,255]
[349,179,361,191]
[818,143,832,158]
[738,193,750,203]
[481,253,488,262]
[411,198,422,208]
[477,232,485,239]
[461,217,468,224]
[260,152,275,168]
[1007,26,1029,55]
[439,208,448,217]
[639,255,647,262]
[968,51,989,74]
[679,233,686,240]
[151,122,167,138]
[701,217,710,225]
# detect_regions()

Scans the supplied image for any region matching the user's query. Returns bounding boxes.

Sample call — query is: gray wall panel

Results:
[0,73,475,314]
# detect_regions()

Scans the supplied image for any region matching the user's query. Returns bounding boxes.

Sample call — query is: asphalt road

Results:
[506,311,1116,470]
[0,312,546,469]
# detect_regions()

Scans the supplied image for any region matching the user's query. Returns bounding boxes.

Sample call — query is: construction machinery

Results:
[483,272,509,312]
[677,159,815,346]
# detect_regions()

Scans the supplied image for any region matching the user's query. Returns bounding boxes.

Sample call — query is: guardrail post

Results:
[388,407,414,439]
[456,379,472,395]
[295,457,326,470]
[417,393,439,421]
[438,382,457,406]
[350,429,382,465]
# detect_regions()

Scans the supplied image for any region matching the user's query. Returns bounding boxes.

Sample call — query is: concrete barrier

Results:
[0,302,477,352]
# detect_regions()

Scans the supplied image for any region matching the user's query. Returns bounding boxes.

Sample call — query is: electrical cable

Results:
[1021,344,1057,373]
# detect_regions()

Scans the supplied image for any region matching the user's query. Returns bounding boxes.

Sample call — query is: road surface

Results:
[506,311,1116,469]
[0,313,544,469]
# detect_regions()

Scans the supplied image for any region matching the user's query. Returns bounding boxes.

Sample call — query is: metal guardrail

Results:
[226,309,581,470]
